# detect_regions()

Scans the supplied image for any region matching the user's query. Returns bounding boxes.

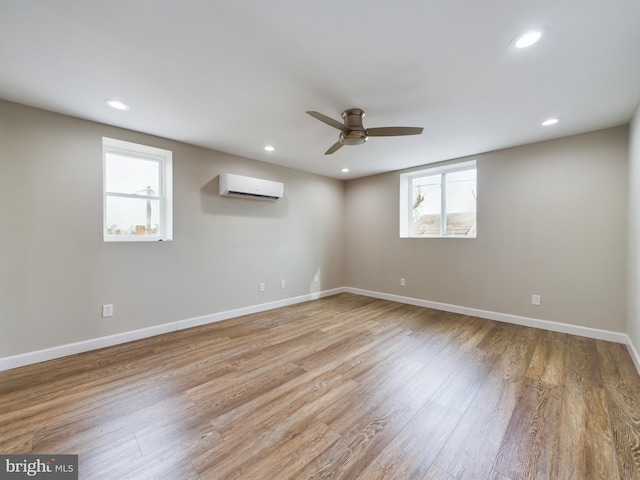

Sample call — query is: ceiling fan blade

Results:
[366,127,423,137]
[306,111,344,130]
[324,141,343,155]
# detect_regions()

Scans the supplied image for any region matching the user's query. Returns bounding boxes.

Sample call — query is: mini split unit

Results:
[219,173,284,201]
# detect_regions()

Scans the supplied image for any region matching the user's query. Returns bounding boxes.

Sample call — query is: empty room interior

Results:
[2,2,640,479]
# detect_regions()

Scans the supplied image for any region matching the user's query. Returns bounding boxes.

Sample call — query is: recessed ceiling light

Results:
[542,117,560,126]
[264,145,275,152]
[105,99,130,111]
[511,30,543,49]
[341,168,350,173]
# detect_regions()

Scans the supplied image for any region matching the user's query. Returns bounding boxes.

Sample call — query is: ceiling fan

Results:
[306,108,423,155]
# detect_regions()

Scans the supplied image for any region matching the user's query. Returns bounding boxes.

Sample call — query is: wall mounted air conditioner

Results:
[219,173,284,201]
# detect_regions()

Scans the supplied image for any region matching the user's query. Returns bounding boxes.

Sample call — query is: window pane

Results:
[106,196,160,236]
[105,153,159,195]
[411,174,441,236]
[445,169,476,236]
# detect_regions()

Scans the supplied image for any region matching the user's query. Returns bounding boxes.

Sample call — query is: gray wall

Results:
[0,98,632,361]
[345,127,629,332]
[0,100,345,357]
[628,103,640,351]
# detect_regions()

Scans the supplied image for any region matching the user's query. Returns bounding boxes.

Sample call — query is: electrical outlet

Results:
[102,304,113,318]
[259,282,265,292]
[531,294,541,306]
[400,278,406,287]
[314,274,319,283]
[280,280,286,289]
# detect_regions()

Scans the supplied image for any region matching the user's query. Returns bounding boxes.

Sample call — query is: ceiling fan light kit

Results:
[306,109,423,155]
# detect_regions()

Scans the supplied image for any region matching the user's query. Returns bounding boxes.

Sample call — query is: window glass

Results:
[105,153,159,195]
[400,160,476,238]
[411,174,441,236]
[105,197,161,236]
[103,138,172,242]
[445,169,477,236]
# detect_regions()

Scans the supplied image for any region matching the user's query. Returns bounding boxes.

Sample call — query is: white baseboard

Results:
[3,286,640,376]
[0,322,179,373]
[346,287,640,374]
[625,337,640,374]
[345,287,635,346]
[0,288,345,372]
[175,288,345,330]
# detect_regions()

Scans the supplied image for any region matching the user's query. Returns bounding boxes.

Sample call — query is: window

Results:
[400,160,476,238]
[103,138,173,242]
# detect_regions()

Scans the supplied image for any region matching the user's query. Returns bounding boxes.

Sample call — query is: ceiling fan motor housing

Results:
[340,109,368,145]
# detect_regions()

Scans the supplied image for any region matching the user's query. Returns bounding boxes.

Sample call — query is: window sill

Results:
[401,235,477,239]
[104,236,172,243]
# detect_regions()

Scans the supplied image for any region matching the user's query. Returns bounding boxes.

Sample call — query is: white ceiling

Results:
[1,1,639,179]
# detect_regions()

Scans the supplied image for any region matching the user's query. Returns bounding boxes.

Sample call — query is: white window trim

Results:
[103,137,173,242]
[400,160,476,238]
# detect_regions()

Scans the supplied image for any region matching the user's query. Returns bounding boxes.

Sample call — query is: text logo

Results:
[1,455,78,479]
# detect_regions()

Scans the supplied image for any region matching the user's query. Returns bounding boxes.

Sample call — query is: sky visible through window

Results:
[105,153,160,235]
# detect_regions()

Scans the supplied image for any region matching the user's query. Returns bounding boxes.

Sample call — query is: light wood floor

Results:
[2,293,640,479]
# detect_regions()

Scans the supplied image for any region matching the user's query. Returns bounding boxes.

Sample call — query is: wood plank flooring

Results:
[2,293,640,479]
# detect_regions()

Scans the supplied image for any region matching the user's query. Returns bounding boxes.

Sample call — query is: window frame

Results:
[400,160,476,238]
[102,137,173,242]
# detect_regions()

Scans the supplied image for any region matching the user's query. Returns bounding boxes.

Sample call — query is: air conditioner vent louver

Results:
[226,190,279,200]
[219,173,284,201]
